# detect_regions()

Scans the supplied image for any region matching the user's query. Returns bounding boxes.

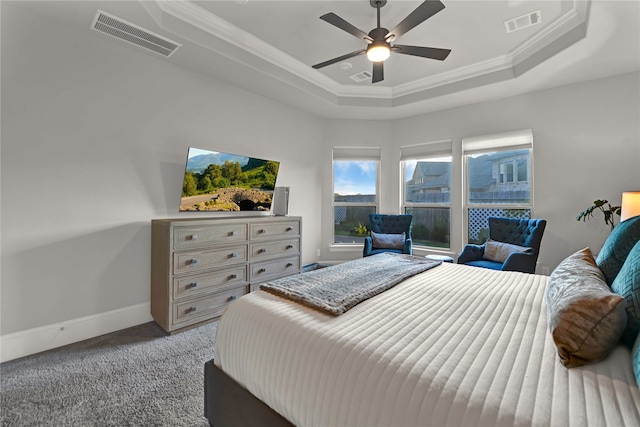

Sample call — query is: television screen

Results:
[180,147,280,212]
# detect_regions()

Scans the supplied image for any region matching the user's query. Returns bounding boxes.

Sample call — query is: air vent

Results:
[504,10,541,33]
[91,11,181,57]
[350,71,373,83]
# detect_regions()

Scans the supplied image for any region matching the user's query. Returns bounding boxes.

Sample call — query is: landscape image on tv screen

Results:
[180,147,280,212]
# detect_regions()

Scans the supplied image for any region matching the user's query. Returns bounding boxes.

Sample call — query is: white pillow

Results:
[482,238,532,263]
[371,231,406,250]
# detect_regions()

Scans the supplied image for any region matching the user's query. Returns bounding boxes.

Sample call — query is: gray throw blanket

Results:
[260,253,442,315]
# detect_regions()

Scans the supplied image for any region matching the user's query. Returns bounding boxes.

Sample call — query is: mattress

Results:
[214,262,640,426]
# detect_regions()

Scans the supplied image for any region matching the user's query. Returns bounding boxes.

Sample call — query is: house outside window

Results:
[401,140,452,249]
[463,130,533,244]
[332,147,380,244]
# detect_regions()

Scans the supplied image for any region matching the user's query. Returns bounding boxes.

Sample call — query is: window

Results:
[463,130,533,244]
[401,140,452,249]
[332,147,380,244]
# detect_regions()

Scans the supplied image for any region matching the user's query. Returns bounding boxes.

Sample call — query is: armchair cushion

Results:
[501,252,538,273]
[457,244,485,265]
[371,231,406,250]
[482,239,533,263]
[465,259,503,271]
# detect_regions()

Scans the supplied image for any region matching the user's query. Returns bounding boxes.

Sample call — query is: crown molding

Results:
[151,1,344,91]
[509,1,588,67]
[394,0,589,98]
[144,0,590,108]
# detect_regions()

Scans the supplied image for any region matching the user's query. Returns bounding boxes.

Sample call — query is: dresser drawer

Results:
[249,239,299,262]
[173,245,247,275]
[250,256,300,283]
[173,266,247,300]
[174,224,248,250]
[152,216,302,333]
[249,221,300,240]
[173,285,246,325]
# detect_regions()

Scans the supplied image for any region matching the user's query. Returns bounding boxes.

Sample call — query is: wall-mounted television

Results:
[180,147,280,213]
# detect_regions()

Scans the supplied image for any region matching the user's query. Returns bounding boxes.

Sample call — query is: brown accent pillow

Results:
[371,231,405,250]
[482,238,532,263]
[545,247,627,368]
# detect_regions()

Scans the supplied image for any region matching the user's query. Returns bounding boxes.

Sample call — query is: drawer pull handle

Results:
[229,231,238,237]
[286,263,294,268]
[286,227,294,231]
[187,306,197,313]
[286,245,294,249]
[228,274,237,280]
[258,268,266,274]
[188,282,198,289]
[259,248,267,254]
[229,253,238,259]
[259,229,266,234]
[228,295,237,302]
[188,234,198,241]
[189,259,199,265]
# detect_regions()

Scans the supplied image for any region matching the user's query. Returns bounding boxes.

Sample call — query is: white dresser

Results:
[151,216,301,333]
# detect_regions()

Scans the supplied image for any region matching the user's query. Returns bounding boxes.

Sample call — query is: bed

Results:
[205,249,640,426]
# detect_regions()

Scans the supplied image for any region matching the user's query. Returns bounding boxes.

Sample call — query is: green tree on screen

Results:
[182,172,197,196]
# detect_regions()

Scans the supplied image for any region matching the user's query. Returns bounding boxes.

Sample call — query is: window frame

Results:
[400,140,453,250]
[462,129,534,245]
[331,147,381,246]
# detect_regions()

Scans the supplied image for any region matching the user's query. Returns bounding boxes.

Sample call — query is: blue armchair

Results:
[457,217,546,273]
[363,214,413,257]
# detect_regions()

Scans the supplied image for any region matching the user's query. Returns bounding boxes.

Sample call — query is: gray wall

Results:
[1,4,323,335]
[321,72,640,272]
[2,3,639,341]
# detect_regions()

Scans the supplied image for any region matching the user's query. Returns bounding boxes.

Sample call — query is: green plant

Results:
[352,222,369,236]
[576,199,621,230]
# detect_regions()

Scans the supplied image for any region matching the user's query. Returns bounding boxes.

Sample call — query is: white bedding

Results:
[215,262,640,426]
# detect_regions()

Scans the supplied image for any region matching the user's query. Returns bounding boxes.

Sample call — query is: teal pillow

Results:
[596,216,640,285]
[632,332,640,387]
[612,240,640,347]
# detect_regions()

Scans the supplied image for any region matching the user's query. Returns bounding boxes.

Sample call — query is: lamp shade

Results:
[366,44,390,62]
[621,191,640,222]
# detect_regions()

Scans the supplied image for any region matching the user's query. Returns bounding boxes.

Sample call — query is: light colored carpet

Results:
[1,321,216,426]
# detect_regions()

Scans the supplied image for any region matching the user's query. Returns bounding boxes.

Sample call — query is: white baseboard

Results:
[0,303,153,363]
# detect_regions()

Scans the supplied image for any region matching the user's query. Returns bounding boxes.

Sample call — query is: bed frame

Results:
[204,359,293,427]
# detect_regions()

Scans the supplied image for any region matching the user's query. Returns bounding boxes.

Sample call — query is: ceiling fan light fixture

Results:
[312,0,450,83]
[367,43,390,62]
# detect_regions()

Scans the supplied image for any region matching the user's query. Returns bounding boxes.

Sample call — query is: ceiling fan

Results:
[312,0,451,84]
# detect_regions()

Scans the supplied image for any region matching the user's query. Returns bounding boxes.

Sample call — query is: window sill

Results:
[329,244,363,253]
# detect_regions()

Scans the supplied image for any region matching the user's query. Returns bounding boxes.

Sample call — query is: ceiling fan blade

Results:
[312,49,366,69]
[320,13,373,43]
[386,0,445,42]
[372,62,384,83]
[393,45,451,61]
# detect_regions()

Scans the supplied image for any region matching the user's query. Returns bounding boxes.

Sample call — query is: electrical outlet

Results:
[316,248,321,257]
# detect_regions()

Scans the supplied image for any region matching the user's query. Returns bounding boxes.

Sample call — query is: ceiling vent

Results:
[350,71,373,83]
[504,10,542,33]
[91,10,181,57]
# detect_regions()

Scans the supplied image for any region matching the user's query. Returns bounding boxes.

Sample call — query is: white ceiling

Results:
[195,0,570,88]
[11,0,640,119]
